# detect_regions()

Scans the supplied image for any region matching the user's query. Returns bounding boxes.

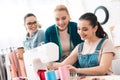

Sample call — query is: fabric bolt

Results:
[37,70,46,80]
[18,59,27,77]
[58,65,70,80]
[9,51,21,77]
[45,70,57,80]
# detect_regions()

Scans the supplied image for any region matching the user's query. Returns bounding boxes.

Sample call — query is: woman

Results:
[23,13,44,50]
[22,13,44,79]
[44,5,83,62]
[53,13,115,76]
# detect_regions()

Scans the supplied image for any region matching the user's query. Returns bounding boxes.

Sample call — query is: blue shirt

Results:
[23,29,44,50]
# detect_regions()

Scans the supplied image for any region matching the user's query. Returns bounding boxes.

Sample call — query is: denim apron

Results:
[78,38,106,75]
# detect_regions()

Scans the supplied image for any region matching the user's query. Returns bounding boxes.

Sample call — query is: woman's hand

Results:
[52,62,63,70]
[67,65,78,73]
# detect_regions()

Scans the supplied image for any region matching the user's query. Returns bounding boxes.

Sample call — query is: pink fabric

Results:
[18,59,27,77]
[9,50,27,78]
[13,51,21,76]
[9,52,17,78]
[17,48,27,77]
[58,65,70,80]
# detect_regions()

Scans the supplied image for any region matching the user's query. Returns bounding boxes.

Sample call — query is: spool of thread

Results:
[45,70,57,80]
[58,65,70,80]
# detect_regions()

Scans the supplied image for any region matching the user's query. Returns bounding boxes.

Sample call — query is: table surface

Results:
[70,75,120,80]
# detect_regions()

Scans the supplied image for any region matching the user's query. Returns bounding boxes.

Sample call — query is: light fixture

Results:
[94,6,109,25]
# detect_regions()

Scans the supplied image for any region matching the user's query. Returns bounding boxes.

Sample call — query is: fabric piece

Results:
[58,65,70,80]
[18,59,27,77]
[9,51,22,78]
[9,52,18,77]
[45,70,57,80]
[37,70,46,80]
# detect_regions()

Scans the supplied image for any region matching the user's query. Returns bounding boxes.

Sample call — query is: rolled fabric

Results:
[58,65,70,80]
[17,47,27,77]
[13,51,21,76]
[18,59,27,77]
[9,52,17,78]
[55,70,60,79]
[37,70,46,80]
[45,70,57,80]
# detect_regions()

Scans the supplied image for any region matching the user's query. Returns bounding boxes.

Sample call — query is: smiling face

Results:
[77,20,97,41]
[24,16,38,36]
[54,10,70,31]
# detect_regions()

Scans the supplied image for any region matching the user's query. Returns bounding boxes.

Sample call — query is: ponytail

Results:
[96,22,108,38]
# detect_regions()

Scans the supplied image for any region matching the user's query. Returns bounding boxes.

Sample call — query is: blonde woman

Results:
[44,5,83,63]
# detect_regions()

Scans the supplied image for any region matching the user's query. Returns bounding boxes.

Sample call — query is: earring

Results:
[93,32,96,35]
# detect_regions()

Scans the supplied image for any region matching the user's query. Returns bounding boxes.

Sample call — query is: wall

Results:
[0,0,120,50]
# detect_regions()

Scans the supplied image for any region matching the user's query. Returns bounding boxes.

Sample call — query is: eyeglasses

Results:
[26,21,37,26]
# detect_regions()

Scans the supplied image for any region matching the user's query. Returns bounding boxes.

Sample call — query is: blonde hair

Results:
[54,5,70,15]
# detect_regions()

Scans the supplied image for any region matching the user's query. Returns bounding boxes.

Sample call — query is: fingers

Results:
[66,65,77,73]
[46,62,54,70]
[66,65,73,69]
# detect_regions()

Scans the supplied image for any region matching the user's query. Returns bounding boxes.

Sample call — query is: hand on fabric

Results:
[52,62,62,70]
[46,62,54,70]
[67,65,78,73]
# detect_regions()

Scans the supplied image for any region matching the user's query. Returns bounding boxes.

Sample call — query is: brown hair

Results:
[54,5,70,15]
[24,13,36,23]
[79,13,108,38]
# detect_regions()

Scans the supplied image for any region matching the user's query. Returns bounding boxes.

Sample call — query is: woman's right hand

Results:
[52,62,63,70]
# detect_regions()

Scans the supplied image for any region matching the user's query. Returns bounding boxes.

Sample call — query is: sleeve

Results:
[37,29,44,46]
[101,39,115,55]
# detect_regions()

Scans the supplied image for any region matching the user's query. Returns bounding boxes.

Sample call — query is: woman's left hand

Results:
[67,65,78,73]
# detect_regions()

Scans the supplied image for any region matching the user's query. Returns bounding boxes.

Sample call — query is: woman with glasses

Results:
[23,13,44,50]
[9,13,44,79]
